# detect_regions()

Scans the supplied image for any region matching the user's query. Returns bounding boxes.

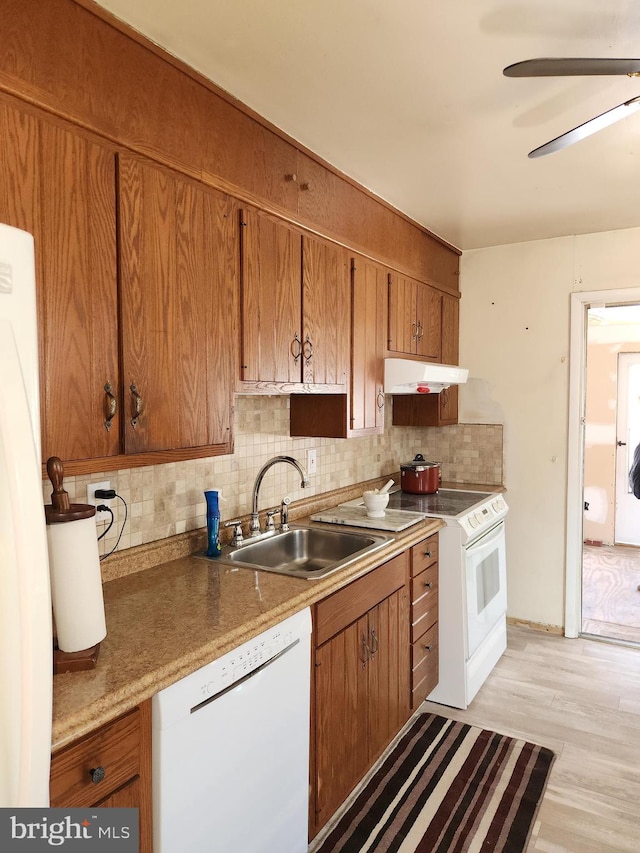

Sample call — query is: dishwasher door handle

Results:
[190,637,300,714]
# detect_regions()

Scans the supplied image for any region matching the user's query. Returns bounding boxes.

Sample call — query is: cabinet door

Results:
[367,588,411,763]
[119,155,237,453]
[301,235,349,386]
[441,292,460,365]
[351,258,386,433]
[240,207,301,383]
[0,99,119,463]
[416,284,442,360]
[387,272,417,354]
[314,615,369,829]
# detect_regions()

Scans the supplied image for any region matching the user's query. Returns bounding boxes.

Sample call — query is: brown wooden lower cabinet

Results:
[310,552,411,838]
[50,701,153,853]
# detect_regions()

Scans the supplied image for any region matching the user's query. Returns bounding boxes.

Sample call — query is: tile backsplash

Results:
[42,396,503,559]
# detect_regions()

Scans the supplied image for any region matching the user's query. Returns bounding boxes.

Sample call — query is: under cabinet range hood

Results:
[384,358,469,394]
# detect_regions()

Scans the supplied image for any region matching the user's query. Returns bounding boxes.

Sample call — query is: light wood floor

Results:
[582,545,640,643]
[422,626,640,852]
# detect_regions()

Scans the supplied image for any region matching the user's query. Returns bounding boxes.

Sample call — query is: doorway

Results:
[566,292,640,643]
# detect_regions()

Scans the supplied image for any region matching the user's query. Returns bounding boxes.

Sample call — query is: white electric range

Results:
[346,487,509,709]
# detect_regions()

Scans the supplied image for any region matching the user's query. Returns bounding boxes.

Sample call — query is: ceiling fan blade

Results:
[528,96,640,157]
[504,58,640,77]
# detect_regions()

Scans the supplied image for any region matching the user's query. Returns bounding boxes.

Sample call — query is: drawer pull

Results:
[89,766,106,784]
[424,550,432,558]
[424,644,432,653]
[424,581,433,589]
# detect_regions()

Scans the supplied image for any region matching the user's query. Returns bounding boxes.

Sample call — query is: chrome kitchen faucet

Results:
[250,456,310,535]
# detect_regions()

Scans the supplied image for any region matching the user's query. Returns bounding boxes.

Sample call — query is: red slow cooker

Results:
[400,454,441,494]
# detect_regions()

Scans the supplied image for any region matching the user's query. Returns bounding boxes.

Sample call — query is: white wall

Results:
[458,226,640,629]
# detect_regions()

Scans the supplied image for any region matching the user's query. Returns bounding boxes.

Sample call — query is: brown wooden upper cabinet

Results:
[118,155,238,455]
[289,255,386,438]
[388,273,442,360]
[349,257,386,434]
[392,290,461,427]
[239,207,349,390]
[0,96,120,465]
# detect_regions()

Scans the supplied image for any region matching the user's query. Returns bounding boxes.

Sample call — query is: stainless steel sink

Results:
[221,525,390,579]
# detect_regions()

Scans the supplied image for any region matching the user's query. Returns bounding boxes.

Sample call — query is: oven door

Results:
[464,520,507,658]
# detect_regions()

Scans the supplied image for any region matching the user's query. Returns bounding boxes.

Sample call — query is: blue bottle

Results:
[204,490,222,558]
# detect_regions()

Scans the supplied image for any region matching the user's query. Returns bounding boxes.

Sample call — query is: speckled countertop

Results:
[51,477,500,752]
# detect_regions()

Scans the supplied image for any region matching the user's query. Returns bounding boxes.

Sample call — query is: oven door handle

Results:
[464,520,505,552]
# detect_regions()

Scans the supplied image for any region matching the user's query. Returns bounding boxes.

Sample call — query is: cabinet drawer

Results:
[411,622,439,708]
[50,709,141,808]
[411,564,438,642]
[315,552,407,646]
[411,535,438,577]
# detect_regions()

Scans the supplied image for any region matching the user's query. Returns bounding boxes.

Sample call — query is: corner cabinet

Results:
[49,702,152,853]
[290,255,387,438]
[118,155,237,455]
[239,207,349,391]
[310,553,410,837]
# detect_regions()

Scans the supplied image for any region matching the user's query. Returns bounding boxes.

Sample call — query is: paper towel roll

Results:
[47,516,107,653]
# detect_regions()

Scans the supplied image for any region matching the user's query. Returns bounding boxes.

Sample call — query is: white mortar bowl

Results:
[362,490,389,518]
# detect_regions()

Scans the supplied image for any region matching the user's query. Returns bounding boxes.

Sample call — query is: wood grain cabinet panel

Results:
[290,254,385,438]
[0,96,120,464]
[239,207,302,384]
[240,209,349,390]
[311,553,410,837]
[388,272,442,360]
[119,154,237,454]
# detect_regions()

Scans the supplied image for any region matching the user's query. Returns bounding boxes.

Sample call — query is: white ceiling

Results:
[93,0,640,251]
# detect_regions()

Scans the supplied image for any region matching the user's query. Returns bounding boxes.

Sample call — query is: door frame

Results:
[565,287,640,637]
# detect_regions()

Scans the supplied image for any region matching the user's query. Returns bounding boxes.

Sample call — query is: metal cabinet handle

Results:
[416,321,424,342]
[89,766,106,784]
[302,334,313,365]
[424,644,432,653]
[103,382,117,431]
[411,322,418,341]
[424,550,431,558]
[290,333,302,364]
[377,387,385,410]
[130,383,143,427]
[369,628,379,657]
[360,634,369,668]
[424,581,433,589]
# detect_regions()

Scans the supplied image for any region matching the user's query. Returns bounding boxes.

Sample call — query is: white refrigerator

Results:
[0,223,53,806]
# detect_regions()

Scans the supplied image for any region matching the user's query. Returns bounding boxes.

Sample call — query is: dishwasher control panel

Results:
[153,608,311,728]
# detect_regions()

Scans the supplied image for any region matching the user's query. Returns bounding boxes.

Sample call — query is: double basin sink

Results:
[215,526,391,580]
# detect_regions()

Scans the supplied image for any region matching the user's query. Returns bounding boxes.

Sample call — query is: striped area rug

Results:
[315,713,554,853]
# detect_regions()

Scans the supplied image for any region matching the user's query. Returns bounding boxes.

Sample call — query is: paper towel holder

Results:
[45,456,105,674]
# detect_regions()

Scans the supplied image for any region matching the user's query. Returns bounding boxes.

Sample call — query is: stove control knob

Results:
[468,514,478,528]
[475,511,485,525]
[492,499,501,511]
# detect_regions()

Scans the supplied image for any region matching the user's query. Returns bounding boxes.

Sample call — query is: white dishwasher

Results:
[152,607,312,853]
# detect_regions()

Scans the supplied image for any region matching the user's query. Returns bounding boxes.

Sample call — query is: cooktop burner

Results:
[386,489,493,517]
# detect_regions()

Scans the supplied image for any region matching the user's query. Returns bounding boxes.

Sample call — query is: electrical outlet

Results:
[306,448,317,476]
[87,481,112,523]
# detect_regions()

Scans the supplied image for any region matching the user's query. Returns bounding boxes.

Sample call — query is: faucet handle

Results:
[224,519,244,546]
[280,496,292,531]
[265,508,279,530]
